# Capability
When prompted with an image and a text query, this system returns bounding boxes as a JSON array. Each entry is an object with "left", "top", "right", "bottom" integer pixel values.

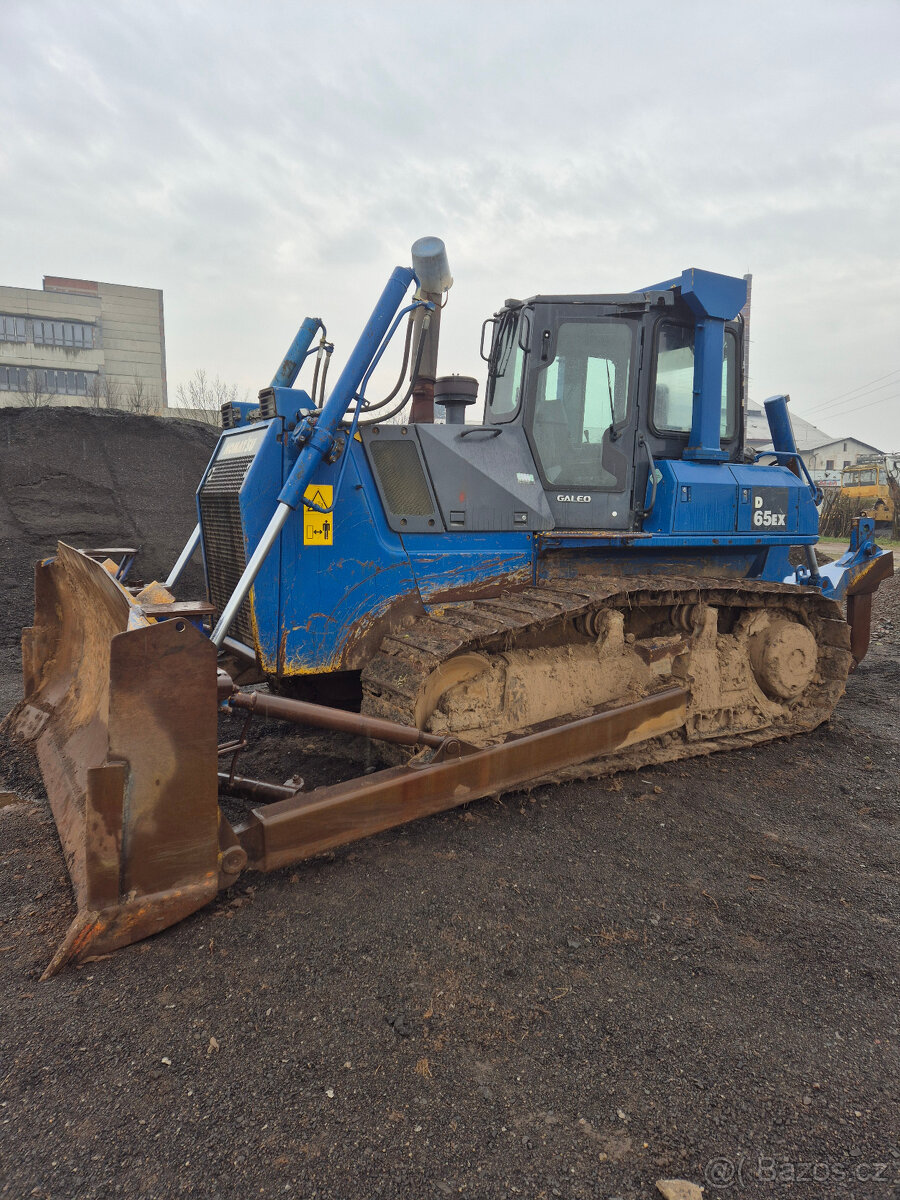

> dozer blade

[{"left": 11, "top": 544, "right": 220, "bottom": 977}]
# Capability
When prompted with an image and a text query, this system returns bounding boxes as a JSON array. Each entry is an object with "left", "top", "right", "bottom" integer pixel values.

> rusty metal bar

[
  {"left": 234, "top": 686, "right": 688, "bottom": 872},
  {"left": 224, "top": 688, "right": 446, "bottom": 748},
  {"left": 217, "top": 738, "right": 247, "bottom": 758},
  {"left": 218, "top": 772, "right": 301, "bottom": 802},
  {"left": 409, "top": 290, "right": 440, "bottom": 423}
]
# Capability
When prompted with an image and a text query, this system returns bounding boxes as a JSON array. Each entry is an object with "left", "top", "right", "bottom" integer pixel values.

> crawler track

[{"left": 360, "top": 576, "right": 853, "bottom": 782}]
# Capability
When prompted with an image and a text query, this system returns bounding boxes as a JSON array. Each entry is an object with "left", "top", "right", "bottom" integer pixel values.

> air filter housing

[{"left": 434, "top": 375, "right": 478, "bottom": 425}]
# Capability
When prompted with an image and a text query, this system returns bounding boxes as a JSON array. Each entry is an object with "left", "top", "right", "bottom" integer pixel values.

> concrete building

[{"left": 0, "top": 275, "right": 167, "bottom": 410}]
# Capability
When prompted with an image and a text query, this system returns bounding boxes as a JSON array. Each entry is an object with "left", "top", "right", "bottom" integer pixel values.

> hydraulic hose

[
  {"left": 316, "top": 343, "right": 332, "bottom": 407},
  {"left": 355, "top": 314, "right": 428, "bottom": 426},
  {"left": 310, "top": 341, "right": 323, "bottom": 406},
  {"left": 353, "top": 314, "right": 414, "bottom": 415}
]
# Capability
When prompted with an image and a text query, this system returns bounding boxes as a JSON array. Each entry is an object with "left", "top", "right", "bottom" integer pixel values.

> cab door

[{"left": 523, "top": 303, "right": 643, "bottom": 530}]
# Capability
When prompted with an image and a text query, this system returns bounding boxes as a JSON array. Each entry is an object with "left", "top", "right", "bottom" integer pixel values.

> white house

[{"left": 804, "top": 437, "right": 884, "bottom": 486}]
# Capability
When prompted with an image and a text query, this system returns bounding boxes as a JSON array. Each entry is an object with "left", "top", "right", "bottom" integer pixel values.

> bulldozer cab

[{"left": 483, "top": 293, "right": 743, "bottom": 530}]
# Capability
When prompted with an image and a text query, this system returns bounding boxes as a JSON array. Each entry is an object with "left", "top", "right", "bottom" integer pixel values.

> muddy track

[{"left": 361, "top": 576, "right": 853, "bottom": 781}]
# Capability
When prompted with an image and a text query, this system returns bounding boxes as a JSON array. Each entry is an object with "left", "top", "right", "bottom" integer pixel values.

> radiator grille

[
  {"left": 369, "top": 439, "right": 434, "bottom": 516},
  {"left": 199, "top": 454, "right": 255, "bottom": 645}
]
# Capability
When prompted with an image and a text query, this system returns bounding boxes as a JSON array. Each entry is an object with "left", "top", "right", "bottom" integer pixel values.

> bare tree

[
  {"left": 125, "top": 374, "right": 160, "bottom": 415},
  {"left": 22, "top": 368, "right": 51, "bottom": 409},
  {"left": 85, "top": 374, "right": 103, "bottom": 409},
  {"left": 102, "top": 376, "right": 121, "bottom": 410},
  {"left": 176, "top": 369, "right": 248, "bottom": 425}
]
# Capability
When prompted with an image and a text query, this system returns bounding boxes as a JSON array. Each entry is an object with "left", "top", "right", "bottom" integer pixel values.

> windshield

[
  {"left": 487, "top": 310, "right": 526, "bottom": 419},
  {"left": 531, "top": 319, "right": 632, "bottom": 488},
  {"left": 845, "top": 468, "right": 878, "bottom": 486}
]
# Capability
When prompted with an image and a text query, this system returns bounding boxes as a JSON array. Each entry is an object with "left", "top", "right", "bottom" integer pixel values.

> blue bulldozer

[{"left": 10, "top": 238, "right": 893, "bottom": 974}]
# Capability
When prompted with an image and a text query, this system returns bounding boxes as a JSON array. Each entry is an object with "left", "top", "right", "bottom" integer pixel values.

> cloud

[{"left": 2, "top": 0, "right": 899, "bottom": 445}]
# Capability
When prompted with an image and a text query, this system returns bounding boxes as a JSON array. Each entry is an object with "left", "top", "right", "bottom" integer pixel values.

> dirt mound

[{"left": 0, "top": 406, "right": 217, "bottom": 650}]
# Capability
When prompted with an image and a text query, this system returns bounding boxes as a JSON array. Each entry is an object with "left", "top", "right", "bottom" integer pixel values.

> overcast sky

[{"left": 3, "top": 1, "right": 899, "bottom": 448}]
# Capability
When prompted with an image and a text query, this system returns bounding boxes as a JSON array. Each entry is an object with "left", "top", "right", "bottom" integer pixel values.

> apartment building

[{"left": 0, "top": 275, "right": 167, "bottom": 409}]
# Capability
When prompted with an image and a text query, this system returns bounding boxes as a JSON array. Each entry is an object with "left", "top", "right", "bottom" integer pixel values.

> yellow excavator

[{"left": 839, "top": 456, "right": 899, "bottom": 525}]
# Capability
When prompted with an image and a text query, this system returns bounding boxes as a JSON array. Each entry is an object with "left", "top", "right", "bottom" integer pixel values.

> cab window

[
  {"left": 487, "top": 311, "right": 526, "bottom": 420},
  {"left": 653, "top": 324, "right": 737, "bottom": 439},
  {"left": 849, "top": 468, "right": 878, "bottom": 486},
  {"left": 531, "top": 320, "right": 632, "bottom": 488}
]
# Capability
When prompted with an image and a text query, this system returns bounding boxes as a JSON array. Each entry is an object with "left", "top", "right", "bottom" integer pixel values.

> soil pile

[{"left": 0, "top": 406, "right": 217, "bottom": 650}]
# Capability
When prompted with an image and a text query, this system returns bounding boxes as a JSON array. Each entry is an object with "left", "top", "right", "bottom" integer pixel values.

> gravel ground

[{"left": 0, "top": 412, "right": 897, "bottom": 1199}]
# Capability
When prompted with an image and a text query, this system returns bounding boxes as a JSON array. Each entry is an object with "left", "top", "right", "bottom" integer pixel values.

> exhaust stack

[{"left": 409, "top": 237, "right": 452, "bottom": 423}]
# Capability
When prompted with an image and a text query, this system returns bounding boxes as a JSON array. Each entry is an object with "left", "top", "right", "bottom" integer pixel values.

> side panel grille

[
  {"left": 369, "top": 439, "right": 434, "bottom": 516},
  {"left": 198, "top": 454, "right": 255, "bottom": 645}
]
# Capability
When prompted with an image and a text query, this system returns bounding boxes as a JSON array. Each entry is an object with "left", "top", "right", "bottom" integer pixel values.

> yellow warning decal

[{"left": 303, "top": 484, "right": 334, "bottom": 546}]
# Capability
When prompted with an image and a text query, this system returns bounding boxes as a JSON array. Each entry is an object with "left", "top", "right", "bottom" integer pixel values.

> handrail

[{"left": 637, "top": 435, "right": 659, "bottom": 520}]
